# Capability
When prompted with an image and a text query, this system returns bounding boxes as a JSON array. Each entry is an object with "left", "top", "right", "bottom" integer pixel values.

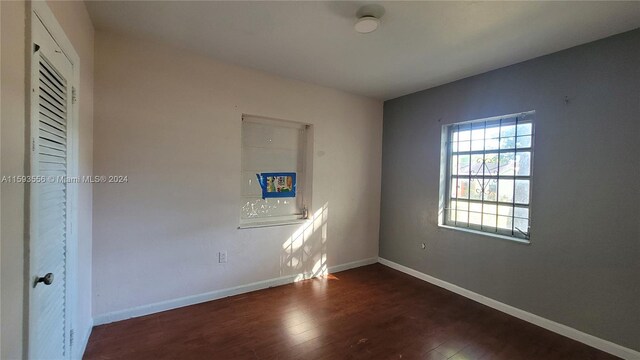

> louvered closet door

[{"left": 29, "top": 15, "right": 73, "bottom": 360}]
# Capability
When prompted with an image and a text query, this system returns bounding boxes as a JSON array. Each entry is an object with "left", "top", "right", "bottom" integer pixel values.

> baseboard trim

[
  {"left": 93, "top": 257, "right": 378, "bottom": 326},
  {"left": 75, "top": 318, "right": 93, "bottom": 360},
  {"left": 378, "top": 257, "right": 640, "bottom": 360}
]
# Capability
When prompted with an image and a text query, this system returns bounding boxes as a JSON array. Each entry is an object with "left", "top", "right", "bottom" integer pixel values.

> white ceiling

[{"left": 85, "top": 1, "right": 640, "bottom": 100}]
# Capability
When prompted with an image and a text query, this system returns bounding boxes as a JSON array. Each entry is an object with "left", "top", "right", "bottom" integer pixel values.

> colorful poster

[{"left": 256, "top": 172, "right": 296, "bottom": 199}]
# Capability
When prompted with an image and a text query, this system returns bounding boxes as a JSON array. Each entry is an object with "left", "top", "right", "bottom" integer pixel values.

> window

[
  {"left": 240, "top": 115, "right": 312, "bottom": 228},
  {"left": 440, "top": 112, "right": 534, "bottom": 241}
]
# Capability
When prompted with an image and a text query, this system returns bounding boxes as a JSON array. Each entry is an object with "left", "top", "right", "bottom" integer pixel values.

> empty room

[{"left": 1, "top": 1, "right": 639, "bottom": 359}]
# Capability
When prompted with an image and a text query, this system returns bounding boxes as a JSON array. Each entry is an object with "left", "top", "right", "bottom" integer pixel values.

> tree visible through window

[{"left": 443, "top": 112, "right": 534, "bottom": 240}]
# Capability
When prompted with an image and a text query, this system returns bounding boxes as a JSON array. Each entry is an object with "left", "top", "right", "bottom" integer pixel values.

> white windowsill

[
  {"left": 238, "top": 219, "right": 308, "bottom": 229},
  {"left": 438, "top": 224, "right": 531, "bottom": 245}
]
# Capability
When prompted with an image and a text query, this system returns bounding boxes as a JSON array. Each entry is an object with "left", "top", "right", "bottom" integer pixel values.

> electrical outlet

[{"left": 218, "top": 251, "right": 227, "bottom": 263}]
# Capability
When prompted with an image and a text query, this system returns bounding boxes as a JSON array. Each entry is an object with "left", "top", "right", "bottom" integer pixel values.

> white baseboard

[
  {"left": 378, "top": 257, "right": 640, "bottom": 360},
  {"left": 93, "top": 257, "right": 378, "bottom": 326},
  {"left": 74, "top": 318, "right": 93, "bottom": 360}
]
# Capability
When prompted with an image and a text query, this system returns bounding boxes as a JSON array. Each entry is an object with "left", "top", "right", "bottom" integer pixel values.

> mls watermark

[{"left": 1, "top": 175, "right": 128, "bottom": 184}]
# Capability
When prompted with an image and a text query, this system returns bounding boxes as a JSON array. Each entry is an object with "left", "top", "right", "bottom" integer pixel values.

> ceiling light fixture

[
  {"left": 354, "top": 4, "right": 385, "bottom": 34},
  {"left": 355, "top": 15, "right": 379, "bottom": 34}
]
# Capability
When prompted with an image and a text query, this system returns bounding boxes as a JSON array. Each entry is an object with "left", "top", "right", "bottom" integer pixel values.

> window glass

[
  {"left": 444, "top": 113, "right": 534, "bottom": 240},
  {"left": 240, "top": 116, "right": 311, "bottom": 227}
]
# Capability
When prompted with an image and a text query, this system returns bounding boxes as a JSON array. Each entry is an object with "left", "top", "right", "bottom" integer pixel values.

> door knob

[{"left": 34, "top": 273, "right": 54, "bottom": 287}]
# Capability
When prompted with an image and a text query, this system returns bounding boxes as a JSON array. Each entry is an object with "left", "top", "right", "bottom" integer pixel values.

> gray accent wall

[{"left": 380, "top": 29, "right": 640, "bottom": 351}]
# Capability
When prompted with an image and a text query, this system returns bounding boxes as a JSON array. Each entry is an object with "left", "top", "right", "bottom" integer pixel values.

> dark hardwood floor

[{"left": 84, "top": 264, "right": 619, "bottom": 359}]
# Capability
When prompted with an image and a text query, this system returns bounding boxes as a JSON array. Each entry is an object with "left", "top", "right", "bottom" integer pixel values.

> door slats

[{"left": 32, "top": 50, "right": 69, "bottom": 359}]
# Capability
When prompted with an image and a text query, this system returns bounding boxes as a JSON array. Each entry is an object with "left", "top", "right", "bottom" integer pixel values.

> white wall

[
  {"left": 1, "top": 3, "right": 26, "bottom": 358},
  {"left": 0, "top": 1, "right": 94, "bottom": 358},
  {"left": 93, "top": 32, "right": 383, "bottom": 320},
  {"left": 0, "top": 3, "right": 3, "bottom": 355}
]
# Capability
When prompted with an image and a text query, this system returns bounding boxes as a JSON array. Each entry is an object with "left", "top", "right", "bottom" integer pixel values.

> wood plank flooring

[{"left": 84, "top": 264, "right": 619, "bottom": 359}]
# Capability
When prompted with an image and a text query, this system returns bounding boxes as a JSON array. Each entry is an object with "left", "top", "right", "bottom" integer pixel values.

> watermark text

[{"left": 1, "top": 175, "right": 128, "bottom": 184}]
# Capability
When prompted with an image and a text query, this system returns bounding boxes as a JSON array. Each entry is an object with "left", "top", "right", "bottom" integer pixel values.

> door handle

[{"left": 34, "top": 273, "right": 54, "bottom": 287}]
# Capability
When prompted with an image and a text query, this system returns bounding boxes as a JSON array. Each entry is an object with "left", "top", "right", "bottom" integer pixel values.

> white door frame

[{"left": 27, "top": 1, "right": 80, "bottom": 358}]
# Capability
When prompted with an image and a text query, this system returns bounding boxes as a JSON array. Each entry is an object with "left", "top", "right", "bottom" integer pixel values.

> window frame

[
  {"left": 438, "top": 111, "right": 535, "bottom": 244},
  {"left": 239, "top": 114, "right": 313, "bottom": 229}
]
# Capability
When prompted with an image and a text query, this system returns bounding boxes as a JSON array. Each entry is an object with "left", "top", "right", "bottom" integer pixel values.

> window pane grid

[{"left": 446, "top": 114, "right": 533, "bottom": 240}]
